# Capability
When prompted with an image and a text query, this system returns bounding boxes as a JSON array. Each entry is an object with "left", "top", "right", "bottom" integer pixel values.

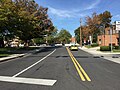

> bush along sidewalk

[
  {"left": 85, "top": 43, "right": 99, "bottom": 48},
  {"left": 100, "top": 46, "right": 120, "bottom": 52},
  {"left": 100, "top": 46, "right": 111, "bottom": 51},
  {"left": 91, "top": 43, "right": 99, "bottom": 47}
]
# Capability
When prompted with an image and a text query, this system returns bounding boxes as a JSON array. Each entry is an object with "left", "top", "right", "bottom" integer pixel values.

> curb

[{"left": 0, "top": 54, "right": 25, "bottom": 62}]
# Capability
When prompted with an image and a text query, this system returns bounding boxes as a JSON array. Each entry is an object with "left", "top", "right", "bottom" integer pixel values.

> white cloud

[
  {"left": 47, "top": 0, "right": 101, "bottom": 18},
  {"left": 48, "top": 6, "right": 88, "bottom": 18},
  {"left": 114, "top": 15, "right": 120, "bottom": 18},
  {"left": 48, "top": 7, "right": 72, "bottom": 18},
  {"left": 85, "top": 0, "right": 101, "bottom": 10}
]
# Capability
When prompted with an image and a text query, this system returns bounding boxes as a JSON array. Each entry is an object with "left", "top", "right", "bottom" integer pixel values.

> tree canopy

[
  {"left": 0, "top": 0, "right": 54, "bottom": 47},
  {"left": 57, "top": 29, "right": 72, "bottom": 44},
  {"left": 74, "top": 11, "right": 112, "bottom": 43}
]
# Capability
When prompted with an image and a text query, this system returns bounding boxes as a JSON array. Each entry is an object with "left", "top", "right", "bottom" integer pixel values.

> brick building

[
  {"left": 70, "top": 37, "right": 76, "bottom": 43},
  {"left": 98, "top": 27, "right": 119, "bottom": 46}
]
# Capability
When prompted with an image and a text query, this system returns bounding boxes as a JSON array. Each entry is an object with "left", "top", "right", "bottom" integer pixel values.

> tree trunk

[{"left": 24, "top": 40, "right": 29, "bottom": 47}]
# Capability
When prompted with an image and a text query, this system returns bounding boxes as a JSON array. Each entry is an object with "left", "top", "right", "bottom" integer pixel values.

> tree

[
  {"left": 0, "top": 0, "right": 55, "bottom": 47},
  {"left": 13, "top": 0, "right": 40, "bottom": 46},
  {"left": 98, "top": 11, "right": 112, "bottom": 28},
  {"left": 74, "top": 26, "right": 88, "bottom": 44},
  {"left": 58, "top": 29, "right": 72, "bottom": 44},
  {"left": 14, "top": 1, "right": 54, "bottom": 45},
  {"left": 74, "top": 27, "right": 80, "bottom": 43},
  {"left": 74, "top": 11, "right": 112, "bottom": 44},
  {"left": 85, "top": 13, "right": 101, "bottom": 43},
  {"left": 33, "top": 37, "right": 45, "bottom": 45},
  {"left": 45, "top": 26, "right": 58, "bottom": 44},
  {"left": 0, "top": 0, "right": 16, "bottom": 47}
]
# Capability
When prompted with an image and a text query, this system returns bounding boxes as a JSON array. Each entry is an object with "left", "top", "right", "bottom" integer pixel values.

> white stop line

[{"left": 0, "top": 76, "right": 57, "bottom": 86}]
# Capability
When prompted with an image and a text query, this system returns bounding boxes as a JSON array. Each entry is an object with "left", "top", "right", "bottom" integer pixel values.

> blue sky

[{"left": 35, "top": 0, "right": 120, "bottom": 36}]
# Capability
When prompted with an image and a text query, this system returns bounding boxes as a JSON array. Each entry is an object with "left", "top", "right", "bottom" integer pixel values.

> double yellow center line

[{"left": 66, "top": 47, "right": 91, "bottom": 82}]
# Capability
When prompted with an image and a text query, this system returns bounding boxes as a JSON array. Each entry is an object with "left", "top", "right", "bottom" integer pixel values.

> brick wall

[
  {"left": 98, "top": 34, "right": 119, "bottom": 46},
  {"left": 70, "top": 37, "right": 76, "bottom": 43}
]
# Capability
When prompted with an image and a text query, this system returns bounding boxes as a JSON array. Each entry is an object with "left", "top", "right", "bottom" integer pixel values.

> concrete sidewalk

[
  {"left": 79, "top": 46, "right": 120, "bottom": 55},
  {"left": 79, "top": 46, "right": 120, "bottom": 64}
]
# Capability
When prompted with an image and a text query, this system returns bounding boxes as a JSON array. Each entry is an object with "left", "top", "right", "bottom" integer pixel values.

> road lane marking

[
  {"left": 12, "top": 49, "right": 56, "bottom": 77},
  {"left": 72, "top": 56, "right": 91, "bottom": 81},
  {"left": 66, "top": 47, "right": 91, "bottom": 81},
  {"left": 68, "top": 49, "right": 91, "bottom": 81},
  {"left": 70, "top": 53, "right": 86, "bottom": 81},
  {"left": 0, "top": 76, "right": 56, "bottom": 86},
  {"left": 66, "top": 48, "right": 85, "bottom": 81},
  {"left": 68, "top": 48, "right": 91, "bottom": 81}
]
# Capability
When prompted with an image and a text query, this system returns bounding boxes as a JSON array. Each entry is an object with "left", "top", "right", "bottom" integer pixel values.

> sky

[{"left": 35, "top": 0, "right": 120, "bottom": 36}]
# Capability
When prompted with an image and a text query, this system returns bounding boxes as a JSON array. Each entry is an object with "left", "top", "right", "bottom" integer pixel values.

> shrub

[
  {"left": 100, "top": 46, "right": 111, "bottom": 51},
  {"left": 114, "top": 46, "right": 120, "bottom": 49},
  {"left": 91, "top": 43, "right": 99, "bottom": 47}
]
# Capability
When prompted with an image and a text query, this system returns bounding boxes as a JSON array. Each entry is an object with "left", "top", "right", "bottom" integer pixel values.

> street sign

[{"left": 116, "top": 21, "right": 120, "bottom": 31}]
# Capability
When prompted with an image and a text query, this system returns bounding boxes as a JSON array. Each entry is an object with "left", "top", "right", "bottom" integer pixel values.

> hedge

[
  {"left": 114, "top": 46, "right": 120, "bottom": 49},
  {"left": 91, "top": 43, "right": 99, "bottom": 47},
  {"left": 100, "top": 46, "right": 111, "bottom": 51}
]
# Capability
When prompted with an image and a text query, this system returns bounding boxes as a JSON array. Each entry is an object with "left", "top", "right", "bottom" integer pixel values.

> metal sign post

[{"left": 110, "top": 26, "right": 112, "bottom": 52}]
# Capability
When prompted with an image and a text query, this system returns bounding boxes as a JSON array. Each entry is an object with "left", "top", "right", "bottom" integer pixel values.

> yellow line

[
  {"left": 66, "top": 47, "right": 91, "bottom": 82},
  {"left": 72, "top": 56, "right": 91, "bottom": 81},
  {"left": 67, "top": 48, "right": 85, "bottom": 81}
]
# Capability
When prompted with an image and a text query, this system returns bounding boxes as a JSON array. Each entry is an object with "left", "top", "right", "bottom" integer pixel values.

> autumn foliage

[
  {"left": 0, "top": 0, "right": 54, "bottom": 46},
  {"left": 75, "top": 11, "right": 112, "bottom": 43}
]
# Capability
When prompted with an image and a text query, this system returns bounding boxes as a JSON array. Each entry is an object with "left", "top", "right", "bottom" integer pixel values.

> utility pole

[
  {"left": 110, "top": 25, "right": 113, "bottom": 52},
  {"left": 80, "top": 18, "right": 82, "bottom": 47}
]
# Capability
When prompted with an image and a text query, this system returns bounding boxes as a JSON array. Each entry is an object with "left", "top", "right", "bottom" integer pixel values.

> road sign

[{"left": 116, "top": 21, "right": 120, "bottom": 31}]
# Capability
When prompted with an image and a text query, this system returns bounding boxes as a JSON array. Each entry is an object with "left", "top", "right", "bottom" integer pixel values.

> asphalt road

[{"left": 0, "top": 46, "right": 120, "bottom": 90}]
